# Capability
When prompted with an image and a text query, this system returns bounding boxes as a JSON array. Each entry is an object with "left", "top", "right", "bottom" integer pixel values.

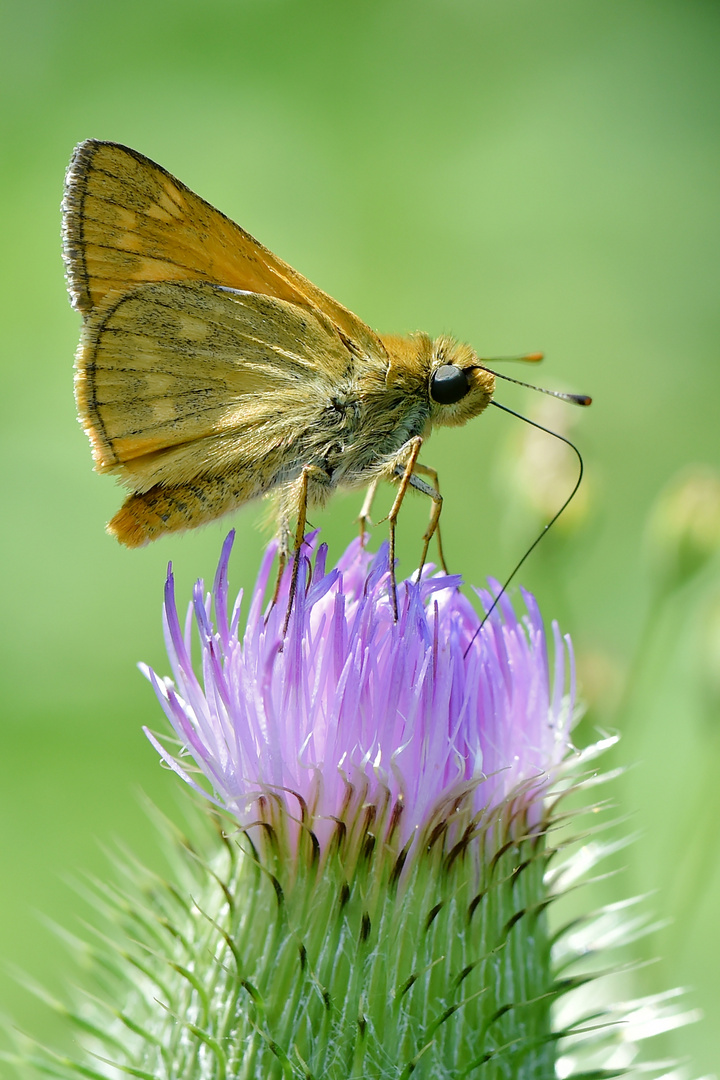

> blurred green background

[{"left": 1, "top": 0, "right": 719, "bottom": 1073}]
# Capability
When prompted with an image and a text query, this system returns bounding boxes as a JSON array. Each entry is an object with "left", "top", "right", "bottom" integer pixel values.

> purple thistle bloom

[{"left": 143, "top": 532, "right": 575, "bottom": 852}]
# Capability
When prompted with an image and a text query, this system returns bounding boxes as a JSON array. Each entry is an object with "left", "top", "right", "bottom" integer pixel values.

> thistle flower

[
  {"left": 14, "top": 535, "right": 699, "bottom": 1080},
  {"left": 143, "top": 531, "right": 574, "bottom": 856}
]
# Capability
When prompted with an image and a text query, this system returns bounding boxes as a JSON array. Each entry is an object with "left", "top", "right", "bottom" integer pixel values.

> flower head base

[{"left": 144, "top": 532, "right": 575, "bottom": 859}]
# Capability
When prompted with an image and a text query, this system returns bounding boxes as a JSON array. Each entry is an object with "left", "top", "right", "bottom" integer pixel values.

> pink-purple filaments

[{"left": 142, "top": 532, "right": 575, "bottom": 850}]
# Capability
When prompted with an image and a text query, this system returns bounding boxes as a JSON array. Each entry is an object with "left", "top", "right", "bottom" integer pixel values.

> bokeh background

[{"left": 1, "top": 0, "right": 719, "bottom": 1073}]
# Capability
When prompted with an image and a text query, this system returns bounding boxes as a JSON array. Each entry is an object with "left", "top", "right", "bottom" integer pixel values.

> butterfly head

[{"left": 427, "top": 336, "right": 495, "bottom": 428}]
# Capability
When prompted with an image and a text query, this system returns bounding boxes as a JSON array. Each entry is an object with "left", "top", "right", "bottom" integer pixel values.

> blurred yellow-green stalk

[{"left": 1, "top": 0, "right": 718, "bottom": 1073}]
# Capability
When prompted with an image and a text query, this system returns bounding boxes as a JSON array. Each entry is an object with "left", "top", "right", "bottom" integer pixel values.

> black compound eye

[{"left": 430, "top": 364, "right": 471, "bottom": 405}]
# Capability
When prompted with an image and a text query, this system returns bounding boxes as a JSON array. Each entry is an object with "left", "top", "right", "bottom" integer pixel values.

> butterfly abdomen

[{"left": 109, "top": 474, "right": 259, "bottom": 546}]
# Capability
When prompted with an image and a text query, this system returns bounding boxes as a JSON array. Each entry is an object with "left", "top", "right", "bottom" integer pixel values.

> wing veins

[
  {"left": 89, "top": 351, "right": 302, "bottom": 381},
  {"left": 82, "top": 241, "right": 206, "bottom": 275},
  {"left": 107, "top": 405, "right": 286, "bottom": 452}
]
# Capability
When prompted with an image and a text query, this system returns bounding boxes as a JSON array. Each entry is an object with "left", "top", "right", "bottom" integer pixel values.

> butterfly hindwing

[{"left": 76, "top": 281, "right": 356, "bottom": 492}]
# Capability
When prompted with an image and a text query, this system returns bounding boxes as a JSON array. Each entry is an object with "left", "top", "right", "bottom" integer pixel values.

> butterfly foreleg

[
  {"left": 406, "top": 460, "right": 448, "bottom": 576},
  {"left": 380, "top": 436, "right": 427, "bottom": 620},
  {"left": 388, "top": 461, "right": 444, "bottom": 588}
]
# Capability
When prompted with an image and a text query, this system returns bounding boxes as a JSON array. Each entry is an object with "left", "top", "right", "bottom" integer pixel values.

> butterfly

[{"left": 63, "top": 140, "right": 587, "bottom": 623}]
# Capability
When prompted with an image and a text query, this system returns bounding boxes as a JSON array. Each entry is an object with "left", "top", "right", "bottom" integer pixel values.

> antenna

[
  {"left": 463, "top": 400, "right": 587, "bottom": 658},
  {"left": 478, "top": 351, "right": 545, "bottom": 364},
  {"left": 473, "top": 363, "right": 592, "bottom": 407}
]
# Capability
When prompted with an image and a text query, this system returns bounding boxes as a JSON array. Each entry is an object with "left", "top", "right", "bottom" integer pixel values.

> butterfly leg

[
  {"left": 389, "top": 464, "right": 444, "bottom": 587},
  {"left": 280, "top": 469, "right": 309, "bottom": 638},
  {"left": 281, "top": 464, "right": 330, "bottom": 638},
  {"left": 357, "top": 479, "right": 379, "bottom": 545},
  {"left": 384, "top": 436, "right": 426, "bottom": 620},
  {"left": 408, "top": 461, "right": 449, "bottom": 575},
  {"left": 267, "top": 520, "right": 291, "bottom": 618}
]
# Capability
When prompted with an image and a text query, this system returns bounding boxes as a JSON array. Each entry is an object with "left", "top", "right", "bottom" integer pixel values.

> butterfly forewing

[
  {"left": 77, "top": 282, "right": 356, "bottom": 491},
  {"left": 63, "top": 140, "right": 386, "bottom": 362}
]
